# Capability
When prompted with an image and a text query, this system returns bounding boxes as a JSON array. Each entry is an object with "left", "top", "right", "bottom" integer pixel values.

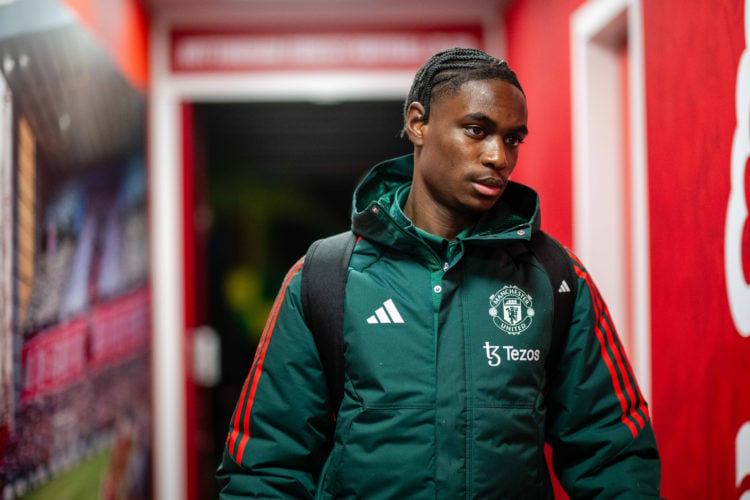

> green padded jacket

[{"left": 217, "top": 154, "right": 661, "bottom": 499}]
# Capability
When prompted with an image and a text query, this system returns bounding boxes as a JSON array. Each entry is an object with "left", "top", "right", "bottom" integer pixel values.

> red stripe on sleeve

[
  {"left": 566, "top": 249, "right": 651, "bottom": 427},
  {"left": 228, "top": 257, "right": 305, "bottom": 462},
  {"left": 573, "top": 263, "right": 642, "bottom": 437},
  {"left": 601, "top": 308, "right": 651, "bottom": 422},
  {"left": 586, "top": 275, "right": 646, "bottom": 429}
]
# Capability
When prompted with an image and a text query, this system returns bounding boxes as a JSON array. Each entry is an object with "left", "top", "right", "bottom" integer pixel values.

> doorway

[{"left": 187, "top": 99, "right": 412, "bottom": 497}]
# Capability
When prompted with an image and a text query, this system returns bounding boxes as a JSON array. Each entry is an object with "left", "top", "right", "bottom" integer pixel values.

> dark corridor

[{"left": 190, "top": 99, "right": 413, "bottom": 496}]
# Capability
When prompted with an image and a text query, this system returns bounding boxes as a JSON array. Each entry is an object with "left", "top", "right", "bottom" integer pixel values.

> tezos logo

[{"left": 489, "top": 285, "right": 535, "bottom": 335}]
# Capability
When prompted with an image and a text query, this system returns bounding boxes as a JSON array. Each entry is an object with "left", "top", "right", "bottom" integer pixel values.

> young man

[{"left": 217, "top": 47, "right": 661, "bottom": 498}]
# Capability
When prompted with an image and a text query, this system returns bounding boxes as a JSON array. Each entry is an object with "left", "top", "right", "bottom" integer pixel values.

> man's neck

[{"left": 403, "top": 194, "right": 476, "bottom": 241}]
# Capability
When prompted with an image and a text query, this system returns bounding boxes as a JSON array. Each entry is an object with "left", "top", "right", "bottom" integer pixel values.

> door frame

[
  {"left": 570, "top": 0, "right": 651, "bottom": 404},
  {"left": 149, "top": 14, "right": 499, "bottom": 499}
]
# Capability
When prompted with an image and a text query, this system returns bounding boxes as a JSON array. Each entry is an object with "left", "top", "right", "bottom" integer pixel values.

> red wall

[
  {"left": 643, "top": 1, "right": 748, "bottom": 497},
  {"left": 506, "top": 0, "right": 749, "bottom": 498}
]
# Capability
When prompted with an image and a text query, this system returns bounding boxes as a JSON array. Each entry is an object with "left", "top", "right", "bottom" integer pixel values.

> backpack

[{"left": 300, "top": 230, "right": 577, "bottom": 413}]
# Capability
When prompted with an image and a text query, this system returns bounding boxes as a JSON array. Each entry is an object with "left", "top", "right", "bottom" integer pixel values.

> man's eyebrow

[
  {"left": 464, "top": 112, "right": 493, "bottom": 123},
  {"left": 463, "top": 113, "right": 529, "bottom": 136},
  {"left": 509, "top": 125, "right": 529, "bottom": 137}
]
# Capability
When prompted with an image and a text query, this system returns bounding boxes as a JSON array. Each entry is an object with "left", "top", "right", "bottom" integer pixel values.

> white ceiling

[
  {"left": 0, "top": 0, "right": 145, "bottom": 173},
  {"left": 141, "top": 0, "right": 509, "bottom": 26}
]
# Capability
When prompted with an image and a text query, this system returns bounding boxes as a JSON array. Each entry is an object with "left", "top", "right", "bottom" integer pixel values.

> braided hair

[{"left": 401, "top": 47, "right": 524, "bottom": 137}]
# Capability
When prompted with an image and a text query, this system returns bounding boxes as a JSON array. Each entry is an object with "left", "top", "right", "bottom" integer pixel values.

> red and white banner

[
  {"left": 170, "top": 27, "right": 482, "bottom": 73},
  {"left": 20, "top": 287, "right": 150, "bottom": 403},
  {"left": 21, "top": 318, "right": 88, "bottom": 403},
  {"left": 89, "top": 286, "right": 150, "bottom": 369}
]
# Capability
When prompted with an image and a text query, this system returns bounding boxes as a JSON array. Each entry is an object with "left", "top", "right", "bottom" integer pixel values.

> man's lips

[{"left": 472, "top": 177, "right": 505, "bottom": 197}]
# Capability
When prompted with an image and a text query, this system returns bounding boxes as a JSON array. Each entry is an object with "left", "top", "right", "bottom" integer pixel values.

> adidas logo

[
  {"left": 558, "top": 280, "right": 571, "bottom": 293},
  {"left": 366, "top": 299, "right": 404, "bottom": 324}
]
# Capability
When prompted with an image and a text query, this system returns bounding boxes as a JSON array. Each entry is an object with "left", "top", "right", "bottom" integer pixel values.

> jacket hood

[{"left": 351, "top": 154, "right": 542, "bottom": 250}]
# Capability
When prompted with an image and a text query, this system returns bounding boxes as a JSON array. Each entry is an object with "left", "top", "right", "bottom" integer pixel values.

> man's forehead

[
  {"left": 433, "top": 77, "right": 522, "bottom": 99},
  {"left": 431, "top": 79, "right": 527, "bottom": 116}
]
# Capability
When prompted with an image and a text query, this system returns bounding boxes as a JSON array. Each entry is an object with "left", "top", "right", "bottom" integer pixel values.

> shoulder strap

[
  {"left": 525, "top": 231, "right": 578, "bottom": 377},
  {"left": 300, "top": 230, "right": 356, "bottom": 413}
]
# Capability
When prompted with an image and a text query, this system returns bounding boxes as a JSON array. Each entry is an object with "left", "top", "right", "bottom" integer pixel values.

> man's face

[{"left": 410, "top": 79, "right": 528, "bottom": 218}]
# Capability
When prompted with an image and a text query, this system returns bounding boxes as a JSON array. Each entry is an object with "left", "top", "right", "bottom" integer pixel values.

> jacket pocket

[
  {"left": 318, "top": 406, "right": 435, "bottom": 499},
  {"left": 469, "top": 404, "right": 551, "bottom": 499}
]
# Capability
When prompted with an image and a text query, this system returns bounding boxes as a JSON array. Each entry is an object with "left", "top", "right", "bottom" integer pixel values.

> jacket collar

[{"left": 351, "top": 154, "right": 542, "bottom": 254}]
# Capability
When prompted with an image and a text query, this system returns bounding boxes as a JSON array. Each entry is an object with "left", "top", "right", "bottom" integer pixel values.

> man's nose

[{"left": 480, "top": 137, "right": 506, "bottom": 169}]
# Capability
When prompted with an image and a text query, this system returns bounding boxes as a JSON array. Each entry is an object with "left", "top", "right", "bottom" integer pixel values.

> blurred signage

[
  {"left": 726, "top": 0, "right": 750, "bottom": 337},
  {"left": 21, "top": 318, "right": 87, "bottom": 403},
  {"left": 20, "top": 286, "right": 150, "bottom": 403},
  {"left": 89, "top": 286, "right": 150, "bottom": 369},
  {"left": 170, "top": 27, "right": 483, "bottom": 72}
]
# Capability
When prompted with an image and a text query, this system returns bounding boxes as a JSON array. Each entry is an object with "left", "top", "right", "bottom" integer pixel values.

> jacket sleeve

[
  {"left": 545, "top": 253, "right": 661, "bottom": 498},
  {"left": 216, "top": 258, "right": 334, "bottom": 499}
]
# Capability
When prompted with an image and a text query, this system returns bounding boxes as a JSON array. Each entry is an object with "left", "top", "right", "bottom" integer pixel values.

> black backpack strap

[
  {"left": 525, "top": 231, "right": 578, "bottom": 378},
  {"left": 300, "top": 230, "right": 356, "bottom": 414}
]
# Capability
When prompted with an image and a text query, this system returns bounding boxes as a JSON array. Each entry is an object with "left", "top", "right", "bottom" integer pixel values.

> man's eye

[
  {"left": 465, "top": 126, "right": 484, "bottom": 137},
  {"left": 505, "top": 135, "right": 525, "bottom": 146}
]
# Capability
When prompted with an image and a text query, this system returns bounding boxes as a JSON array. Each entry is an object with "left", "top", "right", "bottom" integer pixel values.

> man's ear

[{"left": 405, "top": 102, "right": 427, "bottom": 147}]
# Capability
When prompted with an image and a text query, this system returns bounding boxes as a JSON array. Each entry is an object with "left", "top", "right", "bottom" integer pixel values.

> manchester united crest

[{"left": 489, "top": 285, "right": 535, "bottom": 334}]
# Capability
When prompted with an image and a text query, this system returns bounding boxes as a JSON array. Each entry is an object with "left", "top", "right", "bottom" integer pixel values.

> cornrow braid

[{"left": 401, "top": 47, "right": 524, "bottom": 137}]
